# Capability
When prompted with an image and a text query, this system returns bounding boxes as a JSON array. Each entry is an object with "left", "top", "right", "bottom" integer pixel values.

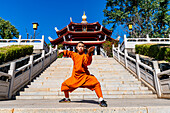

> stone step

[
  {"left": 16, "top": 94, "right": 157, "bottom": 99},
  {"left": 24, "top": 88, "right": 151, "bottom": 93},
  {"left": 28, "top": 83, "right": 142, "bottom": 87},
  {"left": 28, "top": 85, "right": 148, "bottom": 91},
  {"left": 101, "top": 78, "right": 139, "bottom": 82},
  {"left": 35, "top": 77, "right": 138, "bottom": 81},
  {"left": 20, "top": 90, "right": 153, "bottom": 95},
  {"left": 16, "top": 56, "right": 156, "bottom": 100},
  {"left": 31, "top": 81, "right": 142, "bottom": 85},
  {"left": 35, "top": 76, "right": 136, "bottom": 80}
]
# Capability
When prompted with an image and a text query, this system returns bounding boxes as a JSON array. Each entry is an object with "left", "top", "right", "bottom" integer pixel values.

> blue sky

[{"left": 0, "top": 0, "right": 122, "bottom": 44}]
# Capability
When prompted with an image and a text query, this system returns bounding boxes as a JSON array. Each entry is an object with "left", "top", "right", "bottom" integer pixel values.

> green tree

[
  {"left": 103, "top": 0, "right": 170, "bottom": 38},
  {"left": 153, "top": 0, "right": 170, "bottom": 38},
  {"left": 0, "top": 17, "right": 19, "bottom": 39}
]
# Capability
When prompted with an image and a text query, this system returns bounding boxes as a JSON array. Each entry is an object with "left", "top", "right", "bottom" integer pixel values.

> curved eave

[
  {"left": 51, "top": 30, "right": 114, "bottom": 44},
  {"left": 56, "top": 21, "right": 112, "bottom": 35},
  {"left": 56, "top": 22, "right": 74, "bottom": 36},
  {"left": 102, "top": 26, "right": 112, "bottom": 36},
  {"left": 63, "top": 41, "right": 106, "bottom": 46},
  {"left": 50, "top": 38, "right": 62, "bottom": 45}
]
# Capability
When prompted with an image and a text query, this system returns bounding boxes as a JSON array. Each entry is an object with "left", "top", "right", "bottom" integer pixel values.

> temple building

[{"left": 50, "top": 12, "right": 116, "bottom": 55}]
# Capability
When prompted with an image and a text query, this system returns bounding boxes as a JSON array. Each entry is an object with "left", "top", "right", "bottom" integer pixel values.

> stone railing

[
  {"left": 0, "top": 72, "right": 11, "bottom": 99},
  {"left": 120, "top": 34, "right": 170, "bottom": 52},
  {"left": 158, "top": 70, "right": 170, "bottom": 95},
  {"left": 0, "top": 35, "right": 49, "bottom": 53},
  {"left": 120, "top": 41, "right": 125, "bottom": 52},
  {"left": 112, "top": 44, "right": 170, "bottom": 98},
  {"left": 0, "top": 46, "right": 57, "bottom": 100},
  {"left": 100, "top": 48, "right": 107, "bottom": 58}
]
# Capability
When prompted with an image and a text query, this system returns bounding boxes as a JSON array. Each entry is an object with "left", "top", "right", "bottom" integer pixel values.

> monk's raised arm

[
  {"left": 58, "top": 50, "right": 73, "bottom": 58},
  {"left": 83, "top": 53, "right": 92, "bottom": 66},
  {"left": 63, "top": 50, "right": 74, "bottom": 58}
]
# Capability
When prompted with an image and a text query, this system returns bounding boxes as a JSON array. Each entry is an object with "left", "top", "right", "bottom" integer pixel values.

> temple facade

[{"left": 50, "top": 12, "right": 115, "bottom": 55}]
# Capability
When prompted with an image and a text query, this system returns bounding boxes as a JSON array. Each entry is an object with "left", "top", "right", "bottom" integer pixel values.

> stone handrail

[
  {"left": 0, "top": 35, "right": 49, "bottom": 53},
  {"left": 124, "top": 34, "right": 170, "bottom": 49},
  {"left": 0, "top": 46, "right": 57, "bottom": 100},
  {"left": 0, "top": 72, "right": 11, "bottom": 99},
  {"left": 113, "top": 44, "right": 162, "bottom": 97},
  {"left": 158, "top": 70, "right": 170, "bottom": 94},
  {"left": 120, "top": 41, "right": 125, "bottom": 52},
  {"left": 157, "top": 70, "right": 170, "bottom": 77},
  {"left": 100, "top": 48, "right": 108, "bottom": 58}
]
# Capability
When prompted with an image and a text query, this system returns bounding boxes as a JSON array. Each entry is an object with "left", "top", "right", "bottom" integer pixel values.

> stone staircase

[{"left": 16, "top": 55, "right": 157, "bottom": 99}]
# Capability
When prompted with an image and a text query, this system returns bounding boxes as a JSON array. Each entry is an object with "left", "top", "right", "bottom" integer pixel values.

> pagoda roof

[
  {"left": 50, "top": 31, "right": 114, "bottom": 45},
  {"left": 56, "top": 22, "right": 112, "bottom": 36},
  {"left": 62, "top": 41, "right": 106, "bottom": 46}
]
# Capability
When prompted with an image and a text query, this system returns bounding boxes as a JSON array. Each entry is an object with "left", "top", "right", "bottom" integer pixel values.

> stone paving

[{"left": 0, "top": 98, "right": 170, "bottom": 112}]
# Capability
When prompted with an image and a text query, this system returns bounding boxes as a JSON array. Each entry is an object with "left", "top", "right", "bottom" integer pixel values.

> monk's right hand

[{"left": 58, "top": 50, "right": 64, "bottom": 55}]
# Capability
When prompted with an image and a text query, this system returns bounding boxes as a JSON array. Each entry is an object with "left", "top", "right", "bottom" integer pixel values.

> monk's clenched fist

[{"left": 88, "top": 46, "right": 95, "bottom": 55}]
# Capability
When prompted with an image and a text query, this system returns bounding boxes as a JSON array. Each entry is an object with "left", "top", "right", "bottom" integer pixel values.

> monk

[{"left": 58, "top": 41, "right": 107, "bottom": 107}]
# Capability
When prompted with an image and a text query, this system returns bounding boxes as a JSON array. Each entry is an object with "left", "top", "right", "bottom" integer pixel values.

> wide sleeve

[
  {"left": 63, "top": 50, "right": 74, "bottom": 58},
  {"left": 83, "top": 54, "right": 92, "bottom": 66}
]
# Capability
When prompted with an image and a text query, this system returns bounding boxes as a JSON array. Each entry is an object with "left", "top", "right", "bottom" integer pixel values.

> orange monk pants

[{"left": 64, "top": 82, "right": 103, "bottom": 98}]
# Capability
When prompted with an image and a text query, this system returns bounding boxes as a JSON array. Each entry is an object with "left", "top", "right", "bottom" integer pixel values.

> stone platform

[{"left": 0, "top": 98, "right": 170, "bottom": 113}]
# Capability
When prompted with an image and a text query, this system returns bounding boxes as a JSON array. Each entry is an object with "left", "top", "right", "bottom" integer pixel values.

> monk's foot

[
  {"left": 59, "top": 98, "right": 71, "bottom": 103},
  {"left": 99, "top": 100, "right": 107, "bottom": 107}
]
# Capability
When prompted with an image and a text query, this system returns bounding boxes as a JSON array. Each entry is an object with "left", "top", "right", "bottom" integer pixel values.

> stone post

[
  {"left": 8, "top": 62, "right": 16, "bottom": 99},
  {"left": 124, "top": 49, "right": 128, "bottom": 68},
  {"left": 118, "top": 44, "right": 120, "bottom": 62},
  {"left": 18, "top": 35, "right": 21, "bottom": 45},
  {"left": 49, "top": 45, "right": 52, "bottom": 63},
  {"left": 136, "top": 54, "right": 141, "bottom": 80},
  {"left": 124, "top": 34, "right": 127, "bottom": 51},
  {"left": 152, "top": 61, "right": 162, "bottom": 97},
  {"left": 124, "top": 34, "right": 128, "bottom": 68},
  {"left": 28, "top": 55, "right": 33, "bottom": 82},
  {"left": 95, "top": 46, "right": 97, "bottom": 55},
  {"left": 55, "top": 45, "right": 58, "bottom": 50},
  {"left": 65, "top": 46, "right": 67, "bottom": 50},
  {"left": 55, "top": 45, "right": 58, "bottom": 59},
  {"left": 73, "top": 46, "right": 75, "bottom": 52},
  {"left": 41, "top": 50, "right": 45, "bottom": 69},
  {"left": 49, "top": 45, "right": 52, "bottom": 53},
  {"left": 112, "top": 44, "right": 114, "bottom": 57},
  {"left": 146, "top": 34, "right": 150, "bottom": 43},
  {"left": 41, "top": 35, "right": 45, "bottom": 50}
]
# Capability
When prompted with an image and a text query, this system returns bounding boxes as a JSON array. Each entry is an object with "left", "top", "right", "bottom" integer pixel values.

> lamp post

[
  {"left": 128, "top": 23, "right": 133, "bottom": 37},
  {"left": 32, "top": 22, "right": 39, "bottom": 39}
]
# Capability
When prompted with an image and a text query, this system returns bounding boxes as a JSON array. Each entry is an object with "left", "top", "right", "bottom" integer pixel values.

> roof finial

[
  {"left": 54, "top": 27, "right": 59, "bottom": 32},
  {"left": 48, "top": 36, "right": 53, "bottom": 41},
  {"left": 81, "top": 11, "right": 87, "bottom": 24},
  {"left": 70, "top": 17, "right": 72, "bottom": 22}
]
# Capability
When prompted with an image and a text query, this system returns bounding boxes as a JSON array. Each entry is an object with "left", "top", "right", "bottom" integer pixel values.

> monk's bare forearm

[{"left": 87, "top": 46, "right": 95, "bottom": 56}]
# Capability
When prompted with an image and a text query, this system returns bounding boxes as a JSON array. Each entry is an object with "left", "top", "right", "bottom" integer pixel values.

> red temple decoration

[{"left": 50, "top": 12, "right": 116, "bottom": 55}]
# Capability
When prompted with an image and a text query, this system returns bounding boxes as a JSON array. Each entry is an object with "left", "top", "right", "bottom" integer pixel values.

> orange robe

[{"left": 61, "top": 50, "right": 100, "bottom": 92}]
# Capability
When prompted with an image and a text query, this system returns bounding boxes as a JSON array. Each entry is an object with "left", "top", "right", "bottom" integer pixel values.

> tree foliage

[
  {"left": 103, "top": 0, "right": 170, "bottom": 38},
  {"left": 0, "top": 17, "right": 19, "bottom": 39}
]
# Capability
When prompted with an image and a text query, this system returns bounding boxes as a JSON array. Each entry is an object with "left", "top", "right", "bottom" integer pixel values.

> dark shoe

[
  {"left": 59, "top": 98, "right": 71, "bottom": 103},
  {"left": 99, "top": 100, "right": 107, "bottom": 107}
]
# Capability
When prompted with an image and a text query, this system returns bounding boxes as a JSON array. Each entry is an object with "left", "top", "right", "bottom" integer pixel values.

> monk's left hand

[{"left": 88, "top": 46, "right": 95, "bottom": 55}]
